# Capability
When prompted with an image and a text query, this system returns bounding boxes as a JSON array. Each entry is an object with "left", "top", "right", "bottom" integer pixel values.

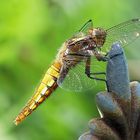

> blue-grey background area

[{"left": 0, "top": 0, "right": 140, "bottom": 140}]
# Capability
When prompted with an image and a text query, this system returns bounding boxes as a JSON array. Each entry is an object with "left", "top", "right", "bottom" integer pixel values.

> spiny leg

[
  {"left": 85, "top": 57, "right": 109, "bottom": 91},
  {"left": 90, "top": 72, "right": 106, "bottom": 75},
  {"left": 85, "top": 57, "right": 106, "bottom": 81}
]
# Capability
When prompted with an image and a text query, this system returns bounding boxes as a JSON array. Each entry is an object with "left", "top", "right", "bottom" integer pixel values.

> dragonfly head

[{"left": 90, "top": 27, "right": 107, "bottom": 48}]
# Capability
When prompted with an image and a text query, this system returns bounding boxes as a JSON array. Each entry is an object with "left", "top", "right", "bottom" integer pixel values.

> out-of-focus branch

[{"left": 78, "top": 43, "right": 140, "bottom": 140}]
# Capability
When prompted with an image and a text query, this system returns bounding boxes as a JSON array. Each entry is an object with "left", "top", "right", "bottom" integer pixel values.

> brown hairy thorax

[{"left": 89, "top": 28, "right": 107, "bottom": 48}]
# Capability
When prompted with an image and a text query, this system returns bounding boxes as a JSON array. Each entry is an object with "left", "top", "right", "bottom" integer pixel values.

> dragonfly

[{"left": 14, "top": 18, "right": 140, "bottom": 125}]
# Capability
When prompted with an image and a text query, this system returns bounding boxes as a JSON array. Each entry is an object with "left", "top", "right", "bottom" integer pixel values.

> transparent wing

[
  {"left": 103, "top": 18, "right": 140, "bottom": 52},
  {"left": 57, "top": 56, "right": 106, "bottom": 92}
]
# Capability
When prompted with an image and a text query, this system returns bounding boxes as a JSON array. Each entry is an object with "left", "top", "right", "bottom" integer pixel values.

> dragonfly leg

[
  {"left": 85, "top": 57, "right": 109, "bottom": 91},
  {"left": 90, "top": 72, "right": 106, "bottom": 75},
  {"left": 87, "top": 72, "right": 109, "bottom": 91},
  {"left": 96, "top": 55, "right": 109, "bottom": 62},
  {"left": 94, "top": 50, "right": 109, "bottom": 61}
]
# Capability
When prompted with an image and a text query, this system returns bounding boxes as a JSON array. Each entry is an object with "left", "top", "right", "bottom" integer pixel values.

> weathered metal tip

[
  {"left": 106, "top": 42, "right": 130, "bottom": 98},
  {"left": 79, "top": 132, "right": 99, "bottom": 140}
]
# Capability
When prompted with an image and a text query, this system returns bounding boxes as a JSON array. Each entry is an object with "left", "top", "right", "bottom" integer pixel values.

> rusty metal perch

[{"left": 79, "top": 43, "right": 140, "bottom": 140}]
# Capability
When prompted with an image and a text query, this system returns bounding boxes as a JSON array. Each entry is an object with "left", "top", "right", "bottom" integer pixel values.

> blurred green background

[{"left": 0, "top": 0, "right": 140, "bottom": 140}]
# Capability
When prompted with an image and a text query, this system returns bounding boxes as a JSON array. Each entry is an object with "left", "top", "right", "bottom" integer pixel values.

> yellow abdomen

[{"left": 14, "top": 61, "right": 62, "bottom": 125}]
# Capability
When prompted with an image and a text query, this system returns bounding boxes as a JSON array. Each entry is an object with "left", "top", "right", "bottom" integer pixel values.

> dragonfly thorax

[
  {"left": 89, "top": 27, "right": 107, "bottom": 48},
  {"left": 64, "top": 37, "right": 97, "bottom": 57},
  {"left": 64, "top": 30, "right": 106, "bottom": 57}
]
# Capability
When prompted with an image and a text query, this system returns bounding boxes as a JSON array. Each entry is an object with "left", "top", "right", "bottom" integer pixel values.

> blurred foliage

[{"left": 0, "top": 0, "right": 140, "bottom": 140}]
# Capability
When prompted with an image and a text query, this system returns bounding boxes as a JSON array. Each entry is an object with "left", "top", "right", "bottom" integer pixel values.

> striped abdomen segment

[{"left": 14, "top": 61, "right": 62, "bottom": 125}]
